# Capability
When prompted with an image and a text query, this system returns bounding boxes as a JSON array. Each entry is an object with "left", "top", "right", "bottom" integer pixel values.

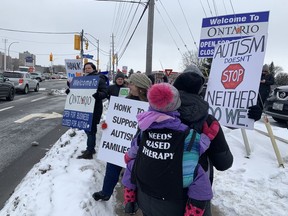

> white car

[
  {"left": 30, "top": 72, "right": 46, "bottom": 82},
  {"left": 3, "top": 71, "right": 39, "bottom": 94}
]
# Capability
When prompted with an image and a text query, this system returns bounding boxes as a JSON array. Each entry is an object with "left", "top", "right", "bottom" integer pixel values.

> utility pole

[
  {"left": 3, "top": 39, "right": 7, "bottom": 71},
  {"left": 111, "top": 33, "right": 115, "bottom": 74},
  {"left": 145, "top": 0, "right": 155, "bottom": 75},
  {"left": 97, "top": 39, "right": 100, "bottom": 71},
  {"left": 80, "top": 29, "right": 84, "bottom": 60}
]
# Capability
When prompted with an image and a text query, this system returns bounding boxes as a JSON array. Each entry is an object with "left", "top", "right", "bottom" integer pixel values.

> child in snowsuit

[{"left": 122, "top": 83, "right": 215, "bottom": 216}]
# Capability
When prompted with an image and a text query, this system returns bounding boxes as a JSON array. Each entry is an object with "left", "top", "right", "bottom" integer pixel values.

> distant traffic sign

[{"left": 83, "top": 54, "right": 94, "bottom": 59}]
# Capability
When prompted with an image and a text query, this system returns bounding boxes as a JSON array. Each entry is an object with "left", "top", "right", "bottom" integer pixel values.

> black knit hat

[
  {"left": 115, "top": 72, "right": 125, "bottom": 81},
  {"left": 173, "top": 65, "right": 205, "bottom": 94}
]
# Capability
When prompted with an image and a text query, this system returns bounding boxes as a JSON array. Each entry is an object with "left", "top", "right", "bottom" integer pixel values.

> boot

[
  {"left": 77, "top": 151, "right": 93, "bottom": 159},
  {"left": 124, "top": 202, "right": 139, "bottom": 215},
  {"left": 124, "top": 188, "right": 138, "bottom": 214},
  {"left": 81, "top": 149, "right": 96, "bottom": 154},
  {"left": 92, "top": 191, "right": 110, "bottom": 201}
]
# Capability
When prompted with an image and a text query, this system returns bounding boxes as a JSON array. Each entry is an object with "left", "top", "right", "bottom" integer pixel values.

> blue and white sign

[
  {"left": 198, "top": 11, "right": 269, "bottom": 58},
  {"left": 62, "top": 75, "right": 99, "bottom": 131}
]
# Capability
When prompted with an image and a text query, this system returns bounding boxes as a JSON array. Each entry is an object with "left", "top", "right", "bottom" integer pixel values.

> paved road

[{"left": 0, "top": 79, "right": 68, "bottom": 209}]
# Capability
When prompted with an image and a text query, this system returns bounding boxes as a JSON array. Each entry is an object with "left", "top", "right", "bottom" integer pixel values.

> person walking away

[
  {"left": 258, "top": 64, "right": 275, "bottom": 109},
  {"left": 77, "top": 62, "right": 109, "bottom": 159},
  {"left": 92, "top": 73, "right": 152, "bottom": 202},
  {"left": 172, "top": 64, "right": 262, "bottom": 215}
]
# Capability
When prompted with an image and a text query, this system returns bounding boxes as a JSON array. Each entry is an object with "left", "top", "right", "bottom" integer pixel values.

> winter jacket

[
  {"left": 123, "top": 107, "right": 213, "bottom": 201},
  {"left": 107, "top": 83, "right": 125, "bottom": 100},
  {"left": 259, "top": 72, "right": 274, "bottom": 105},
  {"left": 86, "top": 71, "right": 108, "bottom": 131},
  {"left": 177, "top": 91, "right": 233, "bottom": 185}
]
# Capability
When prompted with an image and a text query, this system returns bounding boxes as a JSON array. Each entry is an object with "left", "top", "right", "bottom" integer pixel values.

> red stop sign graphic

[{"left": 221, "top": 64, "right": 245, "bottom": 89}]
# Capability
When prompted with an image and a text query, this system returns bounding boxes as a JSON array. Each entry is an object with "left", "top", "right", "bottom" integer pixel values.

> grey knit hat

[
  {"left": 262, "top": 64, "right": 269, "bottom": 72},
  {"left": 129, "top": 73, "right": 152, "bottom": 89}
]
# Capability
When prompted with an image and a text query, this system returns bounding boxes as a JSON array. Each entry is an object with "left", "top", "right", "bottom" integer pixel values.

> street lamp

[{"left": 7, "top": 41, "right": 19, "bottom": 71}]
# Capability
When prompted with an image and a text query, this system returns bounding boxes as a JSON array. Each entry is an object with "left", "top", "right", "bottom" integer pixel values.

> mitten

[
  {"left": 184, "top": 199, "right": 206, "bottom": 216},
  {"left": 92, "top": 92, "right": 99, "bottom": 99},
  {"left": 124, "top": 187, "right": 136, "bottom": 204},
  {"left": 123, "top": 187, "right": 138, "bottom": 214},
  {"left": 65, "top": 88, "right": 70, "bottom": 95},
  {"left": 124, "top": 152, "right": 132, "bottom": 164},
  {"left": 101, "top": 121, "right": 108, "bottom": 129},
  {"left": 247, "top": 105, "right": 262, "bottom": 121},
  {"left": 202, "top": 121, "right": 220, "bottom": 140}
]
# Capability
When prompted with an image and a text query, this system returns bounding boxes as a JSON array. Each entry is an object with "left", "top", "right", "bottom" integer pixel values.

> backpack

[{"left": 183, "top": 129, "right": 210, "bottom": 188}]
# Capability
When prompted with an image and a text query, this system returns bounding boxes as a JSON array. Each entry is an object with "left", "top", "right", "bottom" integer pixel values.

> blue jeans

[
  {"left": 85, "top": 129, "right": 96, "bottom": 153},
  {"left": 102, "top": 163, "right": 123, "bottom": 196}
]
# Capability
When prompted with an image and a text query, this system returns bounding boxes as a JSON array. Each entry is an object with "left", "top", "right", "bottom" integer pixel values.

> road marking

[
  {"left": 14, "top": 112, "right": 63, "bottom": 123},
  {"left": 31, "top": 96, "right": 47, "bottom": 102},
  {"left": 0, "top": 106, "right": 14, "bottom": 112}
]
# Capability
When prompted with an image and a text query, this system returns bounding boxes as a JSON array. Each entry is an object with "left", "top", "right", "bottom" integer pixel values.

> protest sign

[
  {"left": 64, "top": 59, "right": 83, "bottom": 82},
  {"left": 62, "top": 76, "right": 99, "bottom": 131},
  {"left": 198, "top": 11, "right": 269, "bottom": 58},
  {"left": 97, "top": 96, "right": 149, "bottom": 168},
  {"left": 205, "top": 34, "right": 267, "bottom": 129}
]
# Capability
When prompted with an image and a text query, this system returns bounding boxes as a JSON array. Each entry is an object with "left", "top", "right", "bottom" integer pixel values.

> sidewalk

[{"left": 114, "top": 180, "right": 221, "bottom": 216}]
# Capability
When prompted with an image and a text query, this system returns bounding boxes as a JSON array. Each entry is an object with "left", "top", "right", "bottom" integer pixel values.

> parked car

[
  {"left": 3, "top": 71, "right": 39, "bottom": 94},
  {"left": 264, "top": 85, "right": 288, "bottom": 123},
  {"left": 30, "top": 72, "right": 45, "bottom": 82},
  {"left": 0, "top": 73, "right": 15, "bottom": 101}
]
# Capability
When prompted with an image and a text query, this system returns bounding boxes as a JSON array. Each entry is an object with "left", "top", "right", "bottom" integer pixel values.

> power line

[
  {"left": 199, "top": 0, "right": 207, "bottom": 17},
  {"left": 158, "top": 0, "right": 190, "bottom": 53},
  {"left": 206, "top": 0, "right": 214, "bottom": 16},
  {"left": 177, "top": 0, "right": 198, "bottom": 51},
  {"left": 0, "top": 27, "right": 76, "bottom": 35},
  {"left": 117, "top": 1, "right": 148, "bottom": 60},
  {"left": 155, "top": 6, "right": 183, "bottom": 56}
]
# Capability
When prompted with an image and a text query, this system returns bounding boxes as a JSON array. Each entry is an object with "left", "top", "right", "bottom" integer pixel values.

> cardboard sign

[
  {"left": 205, "top": 34, "right": 267, "bottom": 129},
  {"left": 62, "top": 76, "right": 99, "bottom": 131},
  {"left": 97, "top": 96, "right": 149, "bottom": 167}
]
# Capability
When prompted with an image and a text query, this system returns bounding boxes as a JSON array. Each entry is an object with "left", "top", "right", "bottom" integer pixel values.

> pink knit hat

[{"left": 147, "top": 83, "right": 181, "bottom": 112}]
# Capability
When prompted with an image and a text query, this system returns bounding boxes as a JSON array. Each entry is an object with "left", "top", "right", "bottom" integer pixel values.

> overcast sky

[{"left": 0, "top": 0, "right": 287, "bottom": 72}]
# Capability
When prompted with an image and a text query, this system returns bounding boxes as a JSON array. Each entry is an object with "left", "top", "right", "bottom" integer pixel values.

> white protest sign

[
  {"left": 62, "top": 76, "right": 99, "bottom": 131},
  {"left": 64, "top": 59, "right": 83, "bottom": 82},
  {"left": 97, "top": 96, "right": 149, "bottom": 168},
  {"left": 205, "top": 34, "right": 267, "bottom": 129},
  {"left": 198, "top": 11, "right": 269, "bottom": 58}
]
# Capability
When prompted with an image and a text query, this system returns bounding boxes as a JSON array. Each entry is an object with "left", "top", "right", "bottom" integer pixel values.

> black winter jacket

[
  {"left": 177, "top": 91, "right": 233, "bottom": 184},
  {"left": 87, "top": 71, "right": 108, "bottom": 131}
]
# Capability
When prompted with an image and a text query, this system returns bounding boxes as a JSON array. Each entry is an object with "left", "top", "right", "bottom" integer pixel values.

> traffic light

[
  {"left": 85, "top": 41, "right": 89, "bottom": 50},
  {"left": 84, "top": 58, "right": 88, "bottom": 64},
  {"left": 49, "top": 53, "right": 53, "bottom": 62},
  {"left": 76, "top": 55, "right": 80, "bottom": 59},
  {"left": 74, "top": 34, "right": 81, "bottom": 50}
]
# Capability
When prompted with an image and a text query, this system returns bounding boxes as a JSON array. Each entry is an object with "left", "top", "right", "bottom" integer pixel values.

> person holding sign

[
  {"left": 258, "top": 64, "right": 275, "bottom": 110},
  {"left": 172, "top": 64, "right": 262, "bottom": 215},
  {"left": 92, "top": 73, "right": 151, "bottom": 202},
  {"left": 75, "top": 62, "right": 109, "bottom": 159}
]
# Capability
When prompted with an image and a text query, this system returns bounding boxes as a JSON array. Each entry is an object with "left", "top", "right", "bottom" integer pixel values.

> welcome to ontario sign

[{"left": 198, "top": 11, "right": 269, "bottom": 58}]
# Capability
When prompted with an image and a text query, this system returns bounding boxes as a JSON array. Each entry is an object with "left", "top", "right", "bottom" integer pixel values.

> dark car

[
  {"left": 0, "top": 73, "right": 15, "bottom": 101},
  {"left": 264, "top": 85, "right": 288, "bottom": 123}
]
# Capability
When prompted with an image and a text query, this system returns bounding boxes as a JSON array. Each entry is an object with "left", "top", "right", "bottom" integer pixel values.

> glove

[
  {"left": 124, "top": 152, "right": 132, "bottom": 164},
  {"left": 184, "top": 199, "right": 206, "bottom": 216},
  {"left": 202, "top": 121, "right": 220, "bottom": 140},
  {"left": 92, "top": 92, "right": 99, "bottom": 100},
  {"left": 247, "top": 105, "right": 262, "bottom": 121},
  {"left": 101, "top": 121, "right": 108, "bottom": 129},
  {"left": 65, "top": 88, "right": 70, "bottom": 95}
]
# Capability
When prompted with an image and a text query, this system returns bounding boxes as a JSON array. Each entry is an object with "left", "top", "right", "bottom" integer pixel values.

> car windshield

[{"left": 3, "top": 72, "right": 23, "bottom": 78}]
